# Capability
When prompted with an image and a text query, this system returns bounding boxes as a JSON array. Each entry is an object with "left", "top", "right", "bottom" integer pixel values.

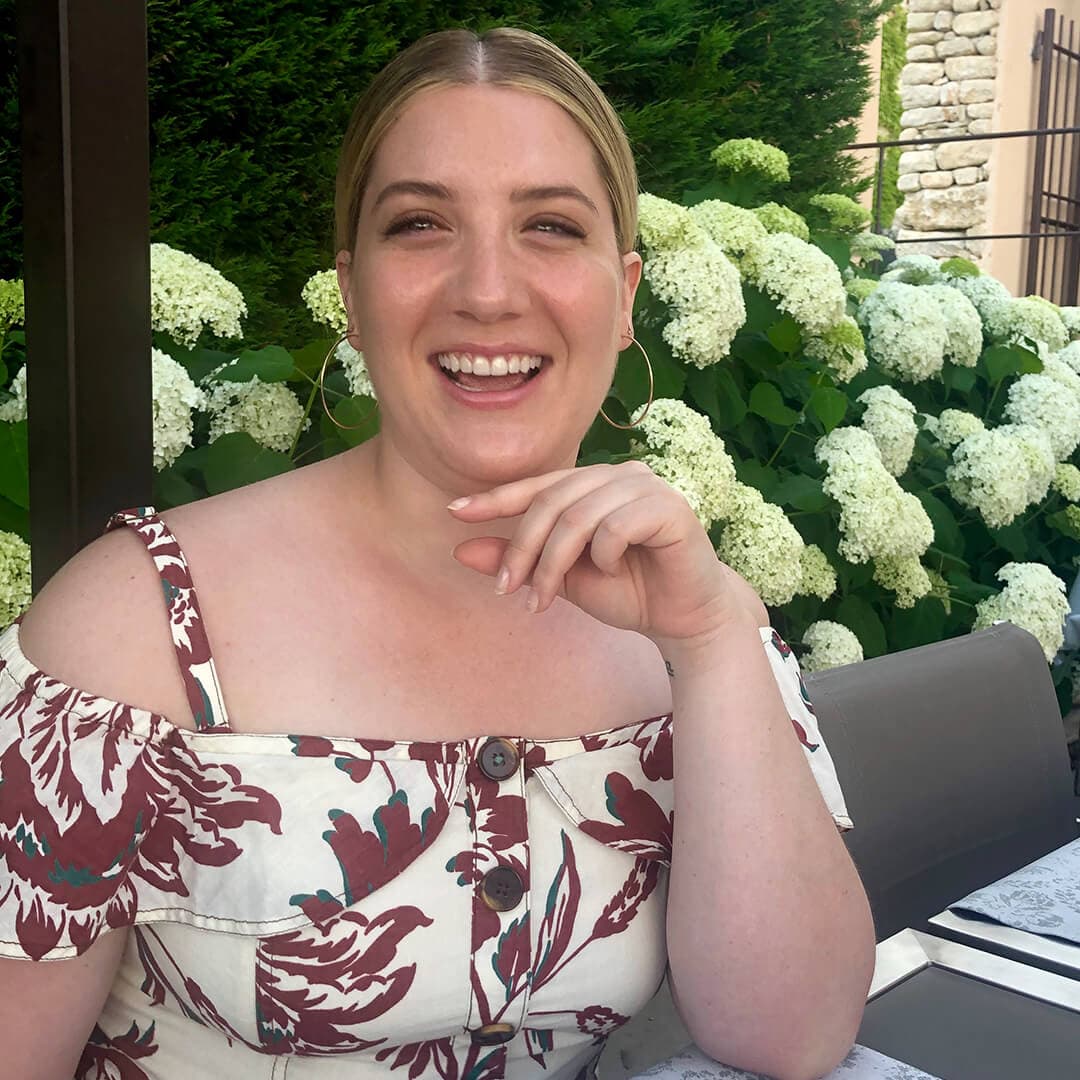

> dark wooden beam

[{"left": 17, "top": 0, "right": 152, "bottom": 591}]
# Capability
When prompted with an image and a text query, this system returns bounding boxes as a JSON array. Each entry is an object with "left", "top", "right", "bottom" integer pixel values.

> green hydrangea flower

[
  {"left": 808, "top": 193, "right": 871, "bottom": 234},
  {"left": 710, "top": 138, "right": 790, "bottom": 185},
  {"left": 752, "top": 202, "right": 810, "bottom": 241}
]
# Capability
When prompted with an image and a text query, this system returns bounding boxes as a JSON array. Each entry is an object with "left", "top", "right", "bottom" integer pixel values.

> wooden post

[{"left": 16, "top": 0, "right": 152, "bottom": 591}]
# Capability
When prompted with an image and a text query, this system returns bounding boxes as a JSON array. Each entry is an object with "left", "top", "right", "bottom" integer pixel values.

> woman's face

[{"left": 338, "top": 83, "right": 642, "bottom": 490}]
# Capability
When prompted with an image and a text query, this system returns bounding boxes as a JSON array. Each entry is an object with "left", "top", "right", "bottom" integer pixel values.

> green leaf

[
  {"left": 741, "top": 285, "right": 783, "bottom": 335},
  {"left": 732, "top": 334, "right": 785, "bottom": 374},
  {"left": 766, "top": 316, "right": 802, "bottom": 355},
  {"left": 715, "top": 368, "right": 748, "bottom": 429},
  {"left": 748, "top": 381, "right": 799, "bottom": 426},
  {"left": 210, "top": 345, "right": 296, "bottom": 384},
  {"left": 812, "top": 233, "right": 853, "bottom": 272},
  {"left": 161, "top": 341, "right": 234, "bottom": 385},
  {"left": 835, "top": 594, "right": 887, "bottom": 658},
  {"left": 0, "top": 495, "right": 29, "bottom": 541},
  {"left": 0, "top": 421, "right": 29, "bottom": 509},
  {"left": 989, "top": 519, "right": 1031, "bottom": 560},
  {"left": 291, "top": 338, "right": 336, "bottom": 381},
  {"left": 982, "top": 344, "right": 1042, "bottom": 386},
  {"left": 617, "top": 322, "right": 683, "bottom": 411},
  {"left": 808, "top": 386, "right": 847, "bottom": 433},
  {"left": 1046, "top": 508, "right": 1080, "bottom": 541},
  {"left": 772, "top": 473, "right": 829, "bottom": 512},
  {"left": 329, "top": 396, "right": 380, "bottom": 448},
  {"left": 917, "top": 491, "right": 963, "bottom": 555},
  {"left": 941, "top": 363, "right": 976, "bottom": 394},
  {"left": 736, "top": 459, "right": 778, "bottom": 497},
  {"left": 203, "top": 432, "right": 294, "bottom": 494},
  {"left": 888, "top": 598, "right": 948, "bottom": 653},
  {"left": 945, "top": 571, "right": 997, "bottom": 605},
  {"left": 153, "top": 467, "right": 205, "bottom": 510}
]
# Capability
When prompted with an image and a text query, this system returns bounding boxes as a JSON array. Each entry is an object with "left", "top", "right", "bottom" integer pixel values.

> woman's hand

[{"left": 449, "top": 462, "right": 767, "bottom": 650}]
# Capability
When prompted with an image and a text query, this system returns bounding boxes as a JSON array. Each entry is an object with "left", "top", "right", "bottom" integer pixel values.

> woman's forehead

[{"left": 367, "top": 83, "right": 607, "bottom": 199}]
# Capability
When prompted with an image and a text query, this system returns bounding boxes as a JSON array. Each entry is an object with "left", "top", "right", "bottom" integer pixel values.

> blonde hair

[{"left": 334, "top": 27, "right": 638, "bottom": 255}]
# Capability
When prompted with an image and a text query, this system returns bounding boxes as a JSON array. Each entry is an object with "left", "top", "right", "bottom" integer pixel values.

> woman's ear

[
  {"left": 621, "top": 251, "right": 644, "bottom": 336},
  {"left": 335, "top": 250, "right": 357, "bottom": 345}
]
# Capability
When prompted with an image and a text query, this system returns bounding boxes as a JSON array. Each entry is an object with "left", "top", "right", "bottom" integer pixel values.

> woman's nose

[{"left": 451, "top": 229, "right": 528, "bottom": 323}]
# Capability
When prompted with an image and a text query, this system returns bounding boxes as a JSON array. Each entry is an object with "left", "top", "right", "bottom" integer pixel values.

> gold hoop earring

[
  {"left": 319, "top": 330, "right": 378, "bottom": 431},
  {"left": 600, "top": 334, "right": 654, "bottom": 430}
]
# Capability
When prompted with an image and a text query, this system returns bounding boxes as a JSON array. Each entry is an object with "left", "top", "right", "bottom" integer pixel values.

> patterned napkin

[
  {"left": 948, "top": 838, "right": 1080, "bottom": 945},
  {"left": 629, "top": 1043, "right": 940, "bottom": 1079}
]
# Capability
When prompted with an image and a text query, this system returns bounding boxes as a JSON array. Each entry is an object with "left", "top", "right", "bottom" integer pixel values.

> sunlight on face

[{"left": 337, "top": 83, "right": 642, "bottom": 490}]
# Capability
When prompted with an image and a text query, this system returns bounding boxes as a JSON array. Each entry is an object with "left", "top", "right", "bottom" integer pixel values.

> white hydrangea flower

[
  {"left": 815, "top": 426, "right": 935, "bottom": 563},
  {"left": 152, "top": 349, "right": 205, "bottom": 470},
  {"left": 1042, "top": 354, "right": 1080, "bottom": 402},
  {"left": 873, "top": 554, "right": 933, "bottom": 608},
  {"left": 973, "top": 562, "right": 1070, "bottom": 661},
  {"left": 1060, "top": 306, "right": 1080, "bottom": 340},
  {"left": 1003, "top": 371, "right": 1080, "bottom": 460},
  {"left": 947, "top": 272, "right": 1012, "bottom": 323},
  {"left": 0, "top": 365, "right": 27, "bottom": 423},
  {"left": 947, "top": 426, "right": 1042, "bottom": 528},
  {"left": 710, "top": 139, "right": 791, "bottom": 184},
  {"left": 1052, "top": 462, "right": 1080, "bottom": 502},
  {"left": 925, "top": 284, "right": 983, "bottom": 367},
  {"left": 801, "top": 620, "right": 864, "bottom": 672},
  {"left": 858, "top": 385, "right": 918, "bottom": 476},
  {"left": 714, "top": 482, "right": 805, "bottom": 607},
  {"left": 0, "top": 530, "right": 31, "bottom": 628},
  {"left": 633, "top": 398, "right": 738, "bottom": 527},
  {"left": 150, "top": 243, "right": 247, "bottom": 348},
  {"left": 751, "top": 203, "right": 810, "bottom": 241},
  {"left": 336, "top": 339, "right": 376, "bottom": 399},
  {"left": 984, "top": 296, "right": 1068, "bottom": 353},
  {"left": 638, "top": 200, "right": 747, "bottom": 368},
  {"left": 849, "top": 231, "right": 895, "bottom": 265},
  {"left": 204, "top": 377, "right": 307, "bottom": 453},
  {"left": 687, "top": 200, "right": 768, "bottom": 260},
  {"left": 845, "top": 277, "right": 880, "bottom": 303},
  {"left": 803, "top": 316, "right": 868, "bottom": 383},
  {"left": 857, "top": 281, "right": 948, "bottom": 383},
  {"left": 799, "top": 543, "right": 837, "bottom": 600},
  {"left": 302, "top": 269, "right": 348, "bottom": 333},
  {"left": 741, "top": 232, "right": 846, "bottom": 334},
  {"left": 934, "top": 408, "right": 985, "bottom": 448},
  {"left": 881, "top": 253, "right": 944, "bottom": 285},
  {"left": 1057, "top": 340, "right": 1080, "bottom": 373}
]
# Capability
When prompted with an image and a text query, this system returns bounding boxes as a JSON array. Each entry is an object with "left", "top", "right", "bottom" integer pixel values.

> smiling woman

[{"left": 0, "top": 26, "right": 874, "bottom": 1080}]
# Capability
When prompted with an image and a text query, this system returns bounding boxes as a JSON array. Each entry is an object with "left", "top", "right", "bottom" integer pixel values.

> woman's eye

[
  {"left": 533, "top": 219, "right": 585, "bottom": 238},
  {"left": 384, "top": 214, "right": 439, "bottom": 236}
]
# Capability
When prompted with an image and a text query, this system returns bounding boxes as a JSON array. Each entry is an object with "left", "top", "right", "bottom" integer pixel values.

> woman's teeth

[{"left": 436, "top": 352, "right": 544, "bottom": 376}]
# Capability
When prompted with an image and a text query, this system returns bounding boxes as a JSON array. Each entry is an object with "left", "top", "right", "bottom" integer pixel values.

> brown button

[
  {"left": 478, "top": 737, "right": 519, "bottom": 781},
  {"left": 480, "top": 865, "right": 525, "bottom": 912},
  {"left": 471, "top": 1022, "right": 516, "bottom": 1046}
]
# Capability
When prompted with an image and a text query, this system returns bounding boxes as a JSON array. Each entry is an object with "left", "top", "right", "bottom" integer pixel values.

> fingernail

[
  {"left": 447, "top": 497, "right": 471, "bottom": 511},
  {"left": 525, "top": 587, "right": 539, "bottom": 614},
  {"left": 494, "top": 566, "right": 510, "bottom": 596}
]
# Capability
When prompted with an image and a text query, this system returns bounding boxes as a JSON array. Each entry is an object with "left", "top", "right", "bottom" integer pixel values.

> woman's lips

[{"left": 431, "top": 356, "right": 548, "bottom": 408}]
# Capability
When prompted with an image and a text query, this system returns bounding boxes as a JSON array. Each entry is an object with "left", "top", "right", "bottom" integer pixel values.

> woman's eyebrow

[{"left": 372, "top": 179, "right": 598, "bottom": 216}]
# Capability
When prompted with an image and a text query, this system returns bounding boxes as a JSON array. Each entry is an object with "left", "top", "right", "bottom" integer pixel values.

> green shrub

[{"left": 875, "top": 2, "right": 906, "bottom": 228}]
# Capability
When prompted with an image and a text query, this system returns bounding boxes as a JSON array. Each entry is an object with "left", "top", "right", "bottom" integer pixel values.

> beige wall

[
  {"left": 853, "top": 22, "right": 886, "bottom": 210},
  {"left": 987, "top": 0, "right": 1080, "bottom": 293}
]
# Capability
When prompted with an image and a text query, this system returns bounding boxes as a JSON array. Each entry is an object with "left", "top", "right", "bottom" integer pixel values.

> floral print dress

[{"left": 0, "top": 509, "right": 852, "bottom": 1080}]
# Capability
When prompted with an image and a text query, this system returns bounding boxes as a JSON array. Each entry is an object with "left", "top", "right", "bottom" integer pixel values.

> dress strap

[{"left": 104, "top": 506, "right": 232, "bottom": 732}]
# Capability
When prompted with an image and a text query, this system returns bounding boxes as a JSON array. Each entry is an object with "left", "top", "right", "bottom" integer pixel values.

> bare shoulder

[{"left": 17, "top": 519, "right": 195, "bottom": 725}]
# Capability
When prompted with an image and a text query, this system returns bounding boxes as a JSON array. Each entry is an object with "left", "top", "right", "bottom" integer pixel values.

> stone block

[
  {"left": 940, "top": 82, "right": 961, "bottom": 105},
  {"left": 936, "top": 139, "right": 990, "bottom": 168},
  {"left": 902, "top": 84, "right": 943, "bottom": 109},
  {"left": 954, "top": 167, "right": 980, "bottom": 185},
  {"left": 934, "top": 11, "right": 954, "bottom": 30},
  {"left": 898, "top": 173, "right": 923, "bottom": 193},
  {"left": 945, "top": 55, "right": 997, "bottom": 80},
  {"left": 975, "top": 34, "right": 997, "bottom": 54},
  {"left": 937, "top": 36, "right": 976, "bottom": 57},
  {"left": 899, "top": 149, "right": 939, "bottom": 173},
  {"left": 959, "top": 79, "right": 995, "bottom": 103},
  {"left": 910, "top": 31, "right": 945, "bottom": 45},
  {"left": 902, "top": 61, "right": 946, "bottom": 85},
  {"left": 900, "top": 128, "right": 921, "bottom": 141},
  {"left": 953, "top": 10, "right": 998, "bottom": 34},
  {"left": 942, "top": 104, "right": 967, "bottom": 122},
  {"left": 909, "top": 0, "right": 942, "bottom": 9},
  {"left": 901, "top": 106, "right": 946, "bottom": 128},
  {"left": 953, "top": 0, "right": 981, "bottom": 11},
  {"left": 894, "top": 182, "right": 989, "bottom": 230},
  {"left": 966, "top": 102, "right": 994, "bottom": 118},
  {"left": 907, "top": 11, "right": 938, "bottom": 31},
  {"left": 970, "top": 119, "right": 992, "bottom": 134},
  {"left": 922, "top": 171, "right": 955, "bottom": 189},
  {"left": 908, "top": 44, "right": 939, "bottom": 62}
]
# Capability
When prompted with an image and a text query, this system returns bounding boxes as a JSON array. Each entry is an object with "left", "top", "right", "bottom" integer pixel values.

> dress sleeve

[
  {"left": 0, "top": 625, "right": 282, "bottom": 961},
  {"left": 760, "top": 627, "right": 854, "bottom": 832}
]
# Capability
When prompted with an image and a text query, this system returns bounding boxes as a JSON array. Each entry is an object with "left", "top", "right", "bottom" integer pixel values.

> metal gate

[{"left": 1026, "top": 8, "right": 1080, "bottom": 304}]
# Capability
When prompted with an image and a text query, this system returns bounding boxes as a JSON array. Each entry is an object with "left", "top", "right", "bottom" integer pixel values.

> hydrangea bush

[{"left": 580, "top": 139, "right": 1078, "bottom": 707}]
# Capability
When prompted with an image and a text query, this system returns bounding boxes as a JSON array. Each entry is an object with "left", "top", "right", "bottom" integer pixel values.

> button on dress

[{"left": 0, "top": 508, "right": 852, "bottom": 1079}]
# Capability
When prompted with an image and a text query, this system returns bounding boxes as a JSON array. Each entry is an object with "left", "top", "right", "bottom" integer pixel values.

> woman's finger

[
  {"left": 446, "top": 468, "right": 579, "bottom": 522},
  {"left": 588, "top": 492, "right": 688, "bottom": 574}
]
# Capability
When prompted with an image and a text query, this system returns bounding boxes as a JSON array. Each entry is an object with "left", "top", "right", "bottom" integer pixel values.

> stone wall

[{"left": 894, "top": 0, "right": 1000, "bottom": 259}]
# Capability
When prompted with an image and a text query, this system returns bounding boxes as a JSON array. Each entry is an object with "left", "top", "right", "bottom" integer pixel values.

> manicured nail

[
  {"left": 447, "top": 496, "right": 471, "bottom": 511},
  {"left": 525, "top": 587, "right": 539, "bottom": 614},
  {"left": 494, "top": 566, "right": 510, "bottom": 595}
]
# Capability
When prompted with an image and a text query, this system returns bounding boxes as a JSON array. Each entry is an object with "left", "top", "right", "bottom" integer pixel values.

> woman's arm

[{"left": 663, "top": 609, "right": 874, "bottom": 1080}]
